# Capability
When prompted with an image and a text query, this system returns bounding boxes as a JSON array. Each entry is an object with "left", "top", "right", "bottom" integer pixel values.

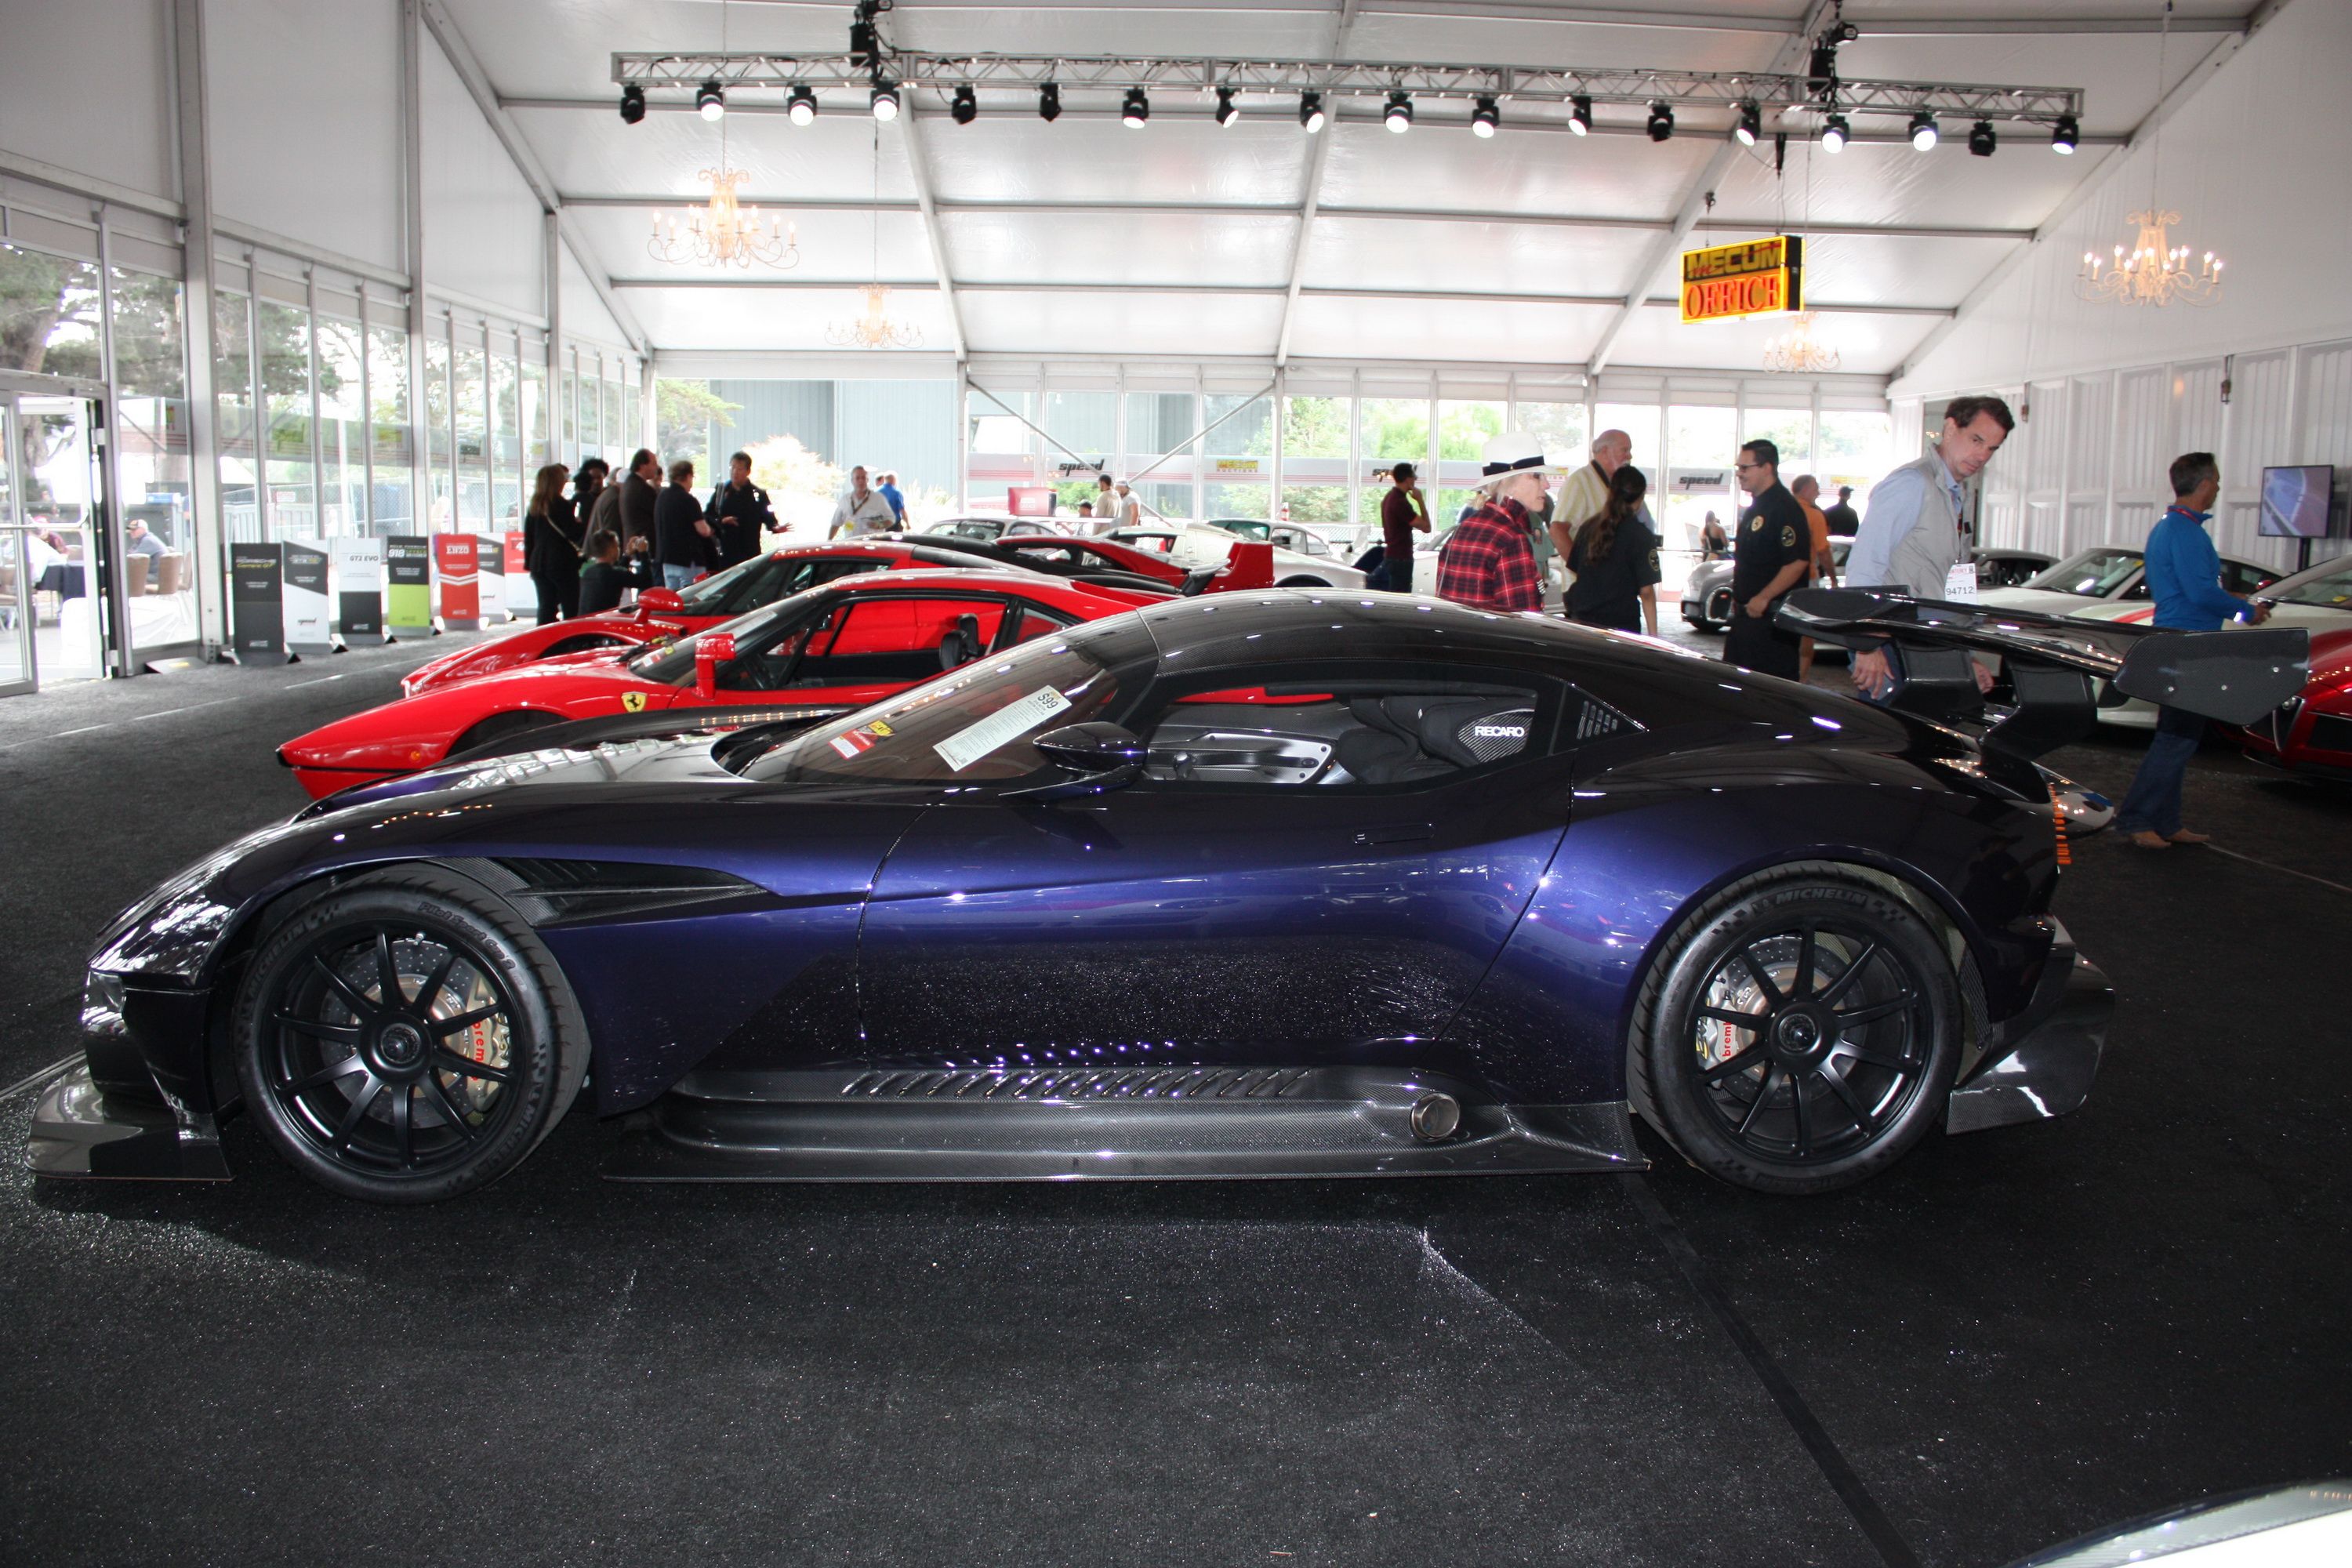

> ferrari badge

[{"left": 621, "top": 691, "right": 648, "bottom": 713}]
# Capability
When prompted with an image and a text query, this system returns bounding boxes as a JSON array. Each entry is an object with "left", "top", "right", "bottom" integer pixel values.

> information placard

[
  {"left": 332, "top": 535, "right": 385, "bottom": 641},
  {"left": 230, "top": 541, "right": 289, "bottom": 663},
  {"left": 501, "top": 532, "right": 536, "bottom": 622},
  {"left": 385, "top": 535, "right": 432, "bottom": 637},
  {"left": 434, "top": 534, "right": 481, "bottom": 630},
  {"left": 281, "top": 539, "right": 333, "bottom": 652},
  {"left": 474, "top": 533, "right": 507, "bottom": 624}
]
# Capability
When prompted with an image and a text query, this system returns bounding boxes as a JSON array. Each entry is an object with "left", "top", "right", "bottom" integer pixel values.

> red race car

[
  {"left": 281, "top": 569, "right": 1157, "bottom": 800},
  {"left": 920, "top": 531, "right": 1276, "bottom": 593},
  {"left": 398, "top": 540, "right": 1058, "bottom": 698},
  {"left": 2240, "top": 626, "right": 2352, "bottom": 782}
]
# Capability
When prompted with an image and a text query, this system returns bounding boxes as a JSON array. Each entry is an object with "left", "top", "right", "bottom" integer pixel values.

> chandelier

[
  {"left": 649, "top": 166, "right": 800, "bottom": 269},
  {"left": 2076, "top": 2, "right": 2222, "bottom": 309},
  {"left": 828, "top": 282, "right": 923, "bottom": 350},
  {"left": 1762, "top": 310, "right": 1840, "bottom": 374},
  {"left": 2077, "top": 210, "right": 2220, "bottom": 307}
]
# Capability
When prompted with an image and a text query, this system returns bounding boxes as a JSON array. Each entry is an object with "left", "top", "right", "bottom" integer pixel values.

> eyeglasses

[{"left": 1733, "top": 461, "right": 1766, "bottom": 474}]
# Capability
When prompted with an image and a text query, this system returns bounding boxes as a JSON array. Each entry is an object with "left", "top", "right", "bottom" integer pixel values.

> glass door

[
  {"left": 0, "top": 399, "right": 34, "bottom": 695},
  {"left": 10, "top": 393, "right": 111, "bottom": 684}
]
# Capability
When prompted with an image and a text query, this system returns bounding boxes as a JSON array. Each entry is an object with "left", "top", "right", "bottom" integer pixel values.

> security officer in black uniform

[{"left": 1723, "top": 438, "right": 1812, "bottom": 680}]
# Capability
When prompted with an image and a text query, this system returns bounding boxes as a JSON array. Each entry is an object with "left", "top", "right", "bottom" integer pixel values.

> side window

[
  {"left": 2226, "top": 561, "right": 2281, "bottom": 594},
  {"left": 1137, "top": 683, "right": 1541, "bottom": 788},
  {"left": 811, "top": 557, "right": 891, "bottom": 588}
]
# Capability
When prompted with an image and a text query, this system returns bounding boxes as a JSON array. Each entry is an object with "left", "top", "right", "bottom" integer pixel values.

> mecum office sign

[{"left": 1679, "top": 235, "right": 1804, "bottom": 323}]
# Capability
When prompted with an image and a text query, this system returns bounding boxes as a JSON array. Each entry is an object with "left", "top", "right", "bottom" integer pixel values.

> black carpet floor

[{"left": 2, "top": 635, "right": 2347, "bottom": 1567}]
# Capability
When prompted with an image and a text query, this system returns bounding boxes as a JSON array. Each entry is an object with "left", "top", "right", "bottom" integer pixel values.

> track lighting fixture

[
  {"left": 1471, "top": 96, "right": 1499, "bottom": 138},
  {"left": 1567, "top": 94, "right": 1592, "bottom": 136},
  {"left": 1038, "top": 82, "right": 1061, "bottom": 122},
  {"left": 951, "top": 84, "right": 977, "bottom": 125},
  {"left": 695, "top": 79, "right": 724, "bottom": 121},
  {"left": 1122, "top": 86, "right": 1149, "bottom": 128},
  {"left": 1215, "top": 86, "right": 1239, "bottom": 128},
  {"left": 786, "top": 83, "right": 817, "bottom": 125},
  {"left": 1733, "top": 100, "right": 1761, "bottom": 147},
  {"left": 1909, "top": 110, "right": 1939, "bottom": 151},
  {"left": 1385, "top": 90, "right": 1413, "bottom": 132},
  {"left": 1300, "top": 91, "right": 1325, "bottom": 132},
  {"left": 1820, "top": 114, "right": 1848, "bottom": 152},
  {"left": 1646, "top": 101, "right": 1674, "bottom": 141},
  {"left": 2051, "top": 115, "right": 2078, "bottom": 154},
  {"left": 619, "top": 84, "right": 646, "bottom": 125},
  {"left": 1968, "top": 120, "right": 1996, "bottom": 157},
  {"left": 870, "top": 77, "right": 900, "bottom": 122}
]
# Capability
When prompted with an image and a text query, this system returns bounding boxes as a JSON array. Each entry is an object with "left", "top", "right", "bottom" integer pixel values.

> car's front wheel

[
  {"left": 231, "top": 867, "right": 587, "bottom": 1203},
  {"left": 1628, "top": 867, "right": 1961, "bottom": 1195}
]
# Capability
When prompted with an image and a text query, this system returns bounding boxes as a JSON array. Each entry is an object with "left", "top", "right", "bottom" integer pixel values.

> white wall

[
  {"left": 0, "top": 0, "right": 178, "bottom": 202},
  {"left": 207, "top": 0, "right": 404, "bottom": 270},
  {"left": 560, "top": 245, "right": 630, "bottom": 350},
  {"left": 1893, "top": 0, "right": 2352, "bottom": 573},
  {"left": 419, "top": 36, "right": 543, "bottom": 317}
]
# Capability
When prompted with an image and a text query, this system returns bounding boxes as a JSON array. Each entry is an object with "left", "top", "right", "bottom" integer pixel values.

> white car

[
  {"left": 2067, "top": 550, "right": 2347, "bottom": 726},
  {"left": 1108, "top": 524, "right": 1366, "bottom": 590},
  {"left": 1976, "top": 544, "right": 2279, "bottom": 620}
]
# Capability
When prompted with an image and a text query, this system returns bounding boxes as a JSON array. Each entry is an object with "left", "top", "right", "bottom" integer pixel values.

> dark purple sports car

[{"left": 29, "top": 590, "right": 2303, "bottom": 1203}]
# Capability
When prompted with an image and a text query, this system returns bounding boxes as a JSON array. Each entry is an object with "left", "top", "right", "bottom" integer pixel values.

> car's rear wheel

[
  {"left": 232, "top": 867, "right": 587, "bottom": 1203},
  {"left": 1276, "top": 575, "right": 1330, "bottom": 588},
  {"left": 1628, "top": 867, "right": 1960, "bottom": 1195}
]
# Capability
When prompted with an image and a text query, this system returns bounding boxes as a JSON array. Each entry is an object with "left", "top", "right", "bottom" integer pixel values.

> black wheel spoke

[
  {"left": 1816, "top": 1058, "right": 1876, "bottom": 1131},
  {"left": 328, "top": 1074, "right": 383, "bottom": 1149},
  {"left": 1835, "top": 993, "right": 1915, "bottom": 1029},
  {"left": 375, "top": 931, "right": 405, "bottom": 1007},
  {"left": 412, "top": 946, "right": 460, "bottom": 1015},
  {"left": 1838, "top": 1042, "right": 1916, "bottom": 1073},
  {"left": 430, "top": 1004, "right": 503, "bottom": 1039},
  {"left": 289, "top": 1053, "right": 369, "bottom": 1095},
  {"left": 1793, "top": 924, "right": 1817, "bottom": 999},
  {"left": 1790, "top": 1071, "right": 1813, "bottom": 1157},
  {"left": 434, "top": 1047, "right": 510, "bottom": 1083},
  {"left": 389, "top": 1083, "right": 415, "bottom": 1168},
  {"left": 427, "top": 1076, "right": 480, "bottom": 1142},
  {"left": 1697, "top": 1005, "right": 1765, "bottom": 1029},
  {"left": 1698, "top": 1044, "right": 1766, "bottom": 1083},
  {"left": 1735, "top": 946, "right": 1785, "bottom": 1004},
  {"left": 275, "top": 1012, "right": 361, "bottom": 1044},
  {"left": 1817, "top": 942, "right": 1879, "bottom": 1006},
  {"left": 310, "top": 955, "right": 378, "bottom": 1021},
  {"left": 1736, "top": 1065, "right": 1779, "bottom": 1137}
]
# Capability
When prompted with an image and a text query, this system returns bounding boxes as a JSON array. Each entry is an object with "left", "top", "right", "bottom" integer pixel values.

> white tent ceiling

[{"left": 435, "top": 0, "right": 2264, "bottom": 379}]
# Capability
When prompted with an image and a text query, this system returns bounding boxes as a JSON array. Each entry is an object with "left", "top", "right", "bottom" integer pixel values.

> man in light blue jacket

[{"left": 2114, "top": 452, "right": 2271, "bottom": 849}]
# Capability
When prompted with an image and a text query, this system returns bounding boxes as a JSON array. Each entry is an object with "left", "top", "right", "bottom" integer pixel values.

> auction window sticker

[{"left": 933, "top": 686, "right": 1073, "bottom": 772}]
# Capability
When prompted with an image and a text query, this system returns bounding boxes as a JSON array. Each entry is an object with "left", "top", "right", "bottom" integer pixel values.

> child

[{"left": 577, "top": 529, "right": 644, "bottom": 615}]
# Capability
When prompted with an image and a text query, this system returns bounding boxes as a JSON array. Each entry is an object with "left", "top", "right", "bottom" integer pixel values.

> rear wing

[{"left": 1775, "top": 587, "right": 2308, "bottom": 758}]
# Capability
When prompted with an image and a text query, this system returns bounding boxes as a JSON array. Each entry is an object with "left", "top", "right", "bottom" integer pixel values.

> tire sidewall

[
  {"left": 232, "top": 874, "right": 572, "bottom": 1203},
  {"left": 1639, "top": 877, "right": 1961, "bottom": 1196}
]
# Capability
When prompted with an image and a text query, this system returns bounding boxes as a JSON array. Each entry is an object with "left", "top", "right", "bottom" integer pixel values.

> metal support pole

[
  {"left": 358, "top": 289, "right": 376, "bottom": 533},
  {"left": 248, "top": 249, "right": 267, "bottom": 542},
  {"left": 305, "top": 268, "right": 322, "bottom": 537},
  {"left": 402, "top": 0, "right": 431, "bottom": 535},
  {"left": 95, "top": 206, "right": 130, "bottom": 676},
  {"left": 172, "top": 0, "right": 223, "bottom": 649}
]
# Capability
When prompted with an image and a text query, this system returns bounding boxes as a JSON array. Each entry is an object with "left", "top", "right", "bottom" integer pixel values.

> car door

[
  {"left": 713, "top": 586, "right": 1069, "bottom": 710},
  {"left": 858, "top": 665, "right": 1572, "bottom": 1069}
]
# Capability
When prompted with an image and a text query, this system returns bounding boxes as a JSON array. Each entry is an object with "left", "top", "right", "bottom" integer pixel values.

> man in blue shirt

[
  {"left": 2114, "top": 451, "right": 2270, "bottom": 849},
  {"left": 877, "top": 470, "right": 906, "bottom": 528}
]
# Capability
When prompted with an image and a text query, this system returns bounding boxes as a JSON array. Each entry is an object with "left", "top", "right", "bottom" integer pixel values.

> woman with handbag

[{"left": 524, "top": 463, "right": 585, "bottom": 623}]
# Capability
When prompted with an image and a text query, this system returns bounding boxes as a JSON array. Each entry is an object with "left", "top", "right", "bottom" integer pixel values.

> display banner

[
  {"left": 474, "top": 534, "right": 507, "bottom": 624},
  {"left": 332, "top": 535, "right": 386, "bottom": 641},
  {"left": 1007, "top": 485, "right": 1057, "bottom": 517},
  {"left": 1679, "top": 234, "right": 1804, "bottom": 323},
  {"left": 501, "top": 532, "right": 536, "bottom": 622},
  {"left": 281, "top": 539, "right": 334, "bottom": 653},
  {"left": 434, "top": 533, "right": 481, "bottom": 630},
  {"left": 229, "top": 541, "right": 289, "bottom": 664},
  {"left": 384, "top": 535, "right": 433, "bottom": 637}
]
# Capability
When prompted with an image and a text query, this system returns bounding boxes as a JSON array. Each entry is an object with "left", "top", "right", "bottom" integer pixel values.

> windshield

[
  {"left": 2267, "top": 557, "right": 2352, "bottom": 608},
  {"left": 670, "top": 552, "right": 774, "bottom": 612},
  {"left": 623, "top": 584, "right": 829, "bottom": 682},
  {"left": 739, "top": 620, "right": 1149, "bottom": 785},
  {"left": 2022, "top": 547, "right": 2142, "bottom": 597}
]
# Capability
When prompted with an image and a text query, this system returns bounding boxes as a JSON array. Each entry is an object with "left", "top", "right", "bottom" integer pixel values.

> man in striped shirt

[{"left": 1435, "top": 434, "right": 1563, "bottom": 614}]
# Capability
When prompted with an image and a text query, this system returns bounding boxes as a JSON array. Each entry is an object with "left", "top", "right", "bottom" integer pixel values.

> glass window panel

[
  {"left": 1595, "top": 403, "right": 1662, "bottom": 474},
  {"left": 315, "top": 314, "right": 365, "bottom": 536},
  {"left": 1741, "top": 407, "right": 1813, "bottom": 473},
  {"left": 523, "top": 356, "right": 548, "bottom": 473},
  {"left": 1436, "top": 400, "right": 1505, "bottom": 462},
  {"left": 259, "top": 299, "right": 314, "bottom": 541},
  {"left": 1203, "top": 481, "right": 1269, "bottom": 521},
  {"left": 453, "top": 333, "right": 485, "bottom": 529},
  {"left": 491, "top": 347, "right": 521, "bottom": 528},
  {"left": 602, "top": 376, "right": 625, "bottom": 463},
  {"left": 1281, "top": 396, "right": 1348, "bottom": 459},
  {"left": 108, "top": 268, "right": 192, "bottom": 565},
  {"left": 1122, "top": 391, "right": 1192, "bottom": 462},
  {"left": 1282, "top": 486, "right": 1350, "bottom": 528},
  {"left": 1660, "top": 405, "right": 1738, "bottom": 551},
  {"left": 0, "top": 243, "right": 102, "bottom": 375},
  {"left": 365, "top": 322, "right": 413, "bottom": 534},
  {"left": 424, "top": 332, "right": 451, "bottom": 529},
  {"left": 560, "top": 363, "right": 578, "bottom": 456},
  {"left": 968, "top": 388, "right": 1030, "bottom": 455},
  {"left": 215, "top": 290, "right": 256, "bottom": 542},
  {"left": 1037, "top": 390, "right": 1116, "bottom": 472},
  {"left": 1818, "top": 411, "right": 1896, "bottom": 512},
  {"left": 1132, "top": 479, "right": 1190, "bottom": 521},
  {"left": 1204, "top": 394, "right": 1271, "bottom": 460},
  {"left": 1517, "top": 400, "right": 1588, "bottom": 466},
  {"left": 1355, "top": 398, "right": 1429, "bottom": 525}
]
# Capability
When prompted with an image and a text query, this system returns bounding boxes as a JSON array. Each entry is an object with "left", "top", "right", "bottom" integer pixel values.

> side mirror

[
  {"left": 1008, "top": 722, "right": 1148, "bottom": 801},
  {"left": 637, "top": 586, "right": 684, "bottom": 616},
  {"left": 693, "top": 631, "right": 736, "bottom": 699}
]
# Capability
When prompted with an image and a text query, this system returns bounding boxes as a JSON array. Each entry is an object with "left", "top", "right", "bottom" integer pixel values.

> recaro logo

[{"left": 1471, "top": 724, "right": 1526, "bottom": 739}]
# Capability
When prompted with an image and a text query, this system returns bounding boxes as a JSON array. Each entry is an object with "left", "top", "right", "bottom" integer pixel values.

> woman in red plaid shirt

[{"left": 1435, "top": 433, "right": 1564, "bottom": 614}]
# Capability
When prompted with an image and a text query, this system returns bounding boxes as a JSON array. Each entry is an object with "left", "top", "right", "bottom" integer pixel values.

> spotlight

[
  {"left": 786, "top": 84, "right": 817, "bottom": 125},
  {"left": 870, "top": 78, "right": 900, "bottom": 122},
  {"left": 1567, "top": 94, "right": 1592, "bottom": 136},
  {"left": 1215, "top": 86, "right": 1239, "bottom": 128},
  {"left": 1908, "top": 110, "right": 1938, "bottom": 151},
  {"left": 1122, "top": 86, "right": 1149, "bottom": 128},
  {"left": 618, "top": 84, "right": 645, "bottom": 125},
  {"left": 1968, "top": 119, "right": 1997, "bottom": 157},
  {"left": 695, "top": 79, "right": 724, "bottom": 121},
  {"left": 949, "top": 84, "right": 977, "bottom": 125},
  {"left": 1646, "top": 101, "right": 1674, "bottom": 142},
  {"left": 1820, "top": 114, "right": 1848, "bottom": 153},
  {"left": 1039, "top": 82, "right": 1062, "bottom": 123},
  {"left": 1733, "top": 100, "right": 1761, "bottom": 147},
  {"left": 1471, "top": 96, "right": 1499, "bottom": 139},
  {"left": 1385, "top": 90, "right": 1413, "bottom": 132},
  {"left": 1299, "top": 90, "right": 1325, "bottom": 133},
  {"left": 2051, "top": 114, "right": 2078, "bottom": 154}
]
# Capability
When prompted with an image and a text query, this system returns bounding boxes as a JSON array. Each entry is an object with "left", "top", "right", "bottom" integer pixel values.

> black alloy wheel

[
  {"left": 1630, "top": 869, "right": 1960, "bottom": 1194},
  {"left": 234, "top": 868, "right": 586, "bottom": 1203}
]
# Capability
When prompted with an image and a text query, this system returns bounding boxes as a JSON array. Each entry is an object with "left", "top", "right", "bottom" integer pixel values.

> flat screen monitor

[{"left": 2259, "top": 465, "right": 2336, "bottom": 538}]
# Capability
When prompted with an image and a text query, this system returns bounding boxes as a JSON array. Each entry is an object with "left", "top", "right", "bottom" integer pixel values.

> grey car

[{"left": 1681, "top": 543, "right": 2053, "bottom": 630}]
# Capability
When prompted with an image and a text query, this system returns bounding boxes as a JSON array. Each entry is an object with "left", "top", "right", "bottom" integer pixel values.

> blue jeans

[
  {"left": 662, "top": 562, "right": 700, "bottom": 590},
  {"left": 2114, "top": 705, "right": 2207, "bottom": 837}
]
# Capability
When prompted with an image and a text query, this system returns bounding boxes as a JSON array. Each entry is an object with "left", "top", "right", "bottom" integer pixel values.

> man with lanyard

[
  {"left": 1550, "top": 428, "right": 1630, "bottom": 565},
  {"left": 1722, "top": 439, "right": 1812, "bottom": 679},
  {"left": 829, "top": 465, "right": 895, "bottom": 539},
  {"left": 705, "top": 451, "right": 778, "bottom": 571},
  {"left": 2114, "top": 452, "right": 2270, "bottom": 849},
  {"left": 1377, "top": 463, "right": 1431, "bottom": 591},
  {"left": 1435, "top": 434, "right": 1555, "bottom": 615},
  {"left": 1845, "top": 395, "right": 2013, "bottom": 700}
]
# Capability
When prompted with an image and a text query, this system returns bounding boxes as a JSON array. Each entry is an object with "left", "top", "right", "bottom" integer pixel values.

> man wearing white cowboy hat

[{"left": 1434, "top": 433, "right": 1563, "bottom": 614}]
